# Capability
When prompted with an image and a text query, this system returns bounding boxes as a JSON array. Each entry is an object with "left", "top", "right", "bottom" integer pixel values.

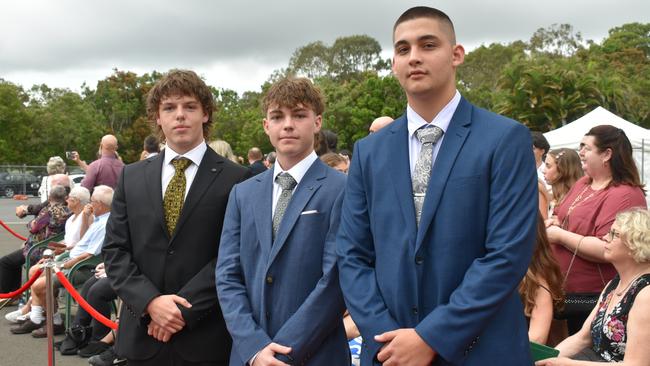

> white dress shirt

[
  {"left": 407, "top": 90, "right": 461, "bottom": 175},
  {"left": 271, "top": 151, "right": 318, "bottom": 218},
  {"left": 161, "top": 141, "right": 207, "bottom": 199}
]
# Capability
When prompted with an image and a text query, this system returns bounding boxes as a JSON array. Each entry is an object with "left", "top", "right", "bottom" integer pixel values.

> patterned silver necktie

[
  {"left": 272, "top": 172, "right": 297, "bottom": 240},
  {"left": 412, "top": 125, "right": 444, "bottom": 226}
]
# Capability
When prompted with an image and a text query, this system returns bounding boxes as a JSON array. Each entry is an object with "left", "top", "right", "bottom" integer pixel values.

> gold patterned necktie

[
  {"left": 164, "top": 157, "right": 192, "bottom": 236},
  {"left": 412, "top": 125, "right": 444, "bottom": 226},
  {"left": 272, "top": 172, "right": 297, "bottom": 240}
]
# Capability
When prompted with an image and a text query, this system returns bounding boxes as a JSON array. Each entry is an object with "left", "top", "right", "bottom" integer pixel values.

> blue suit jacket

[
  {"left": 217, "top": 159, "right": 350, "bottom": 366},
  {"left": 337, "top": 98, "right": 537, "bottom": 365}
]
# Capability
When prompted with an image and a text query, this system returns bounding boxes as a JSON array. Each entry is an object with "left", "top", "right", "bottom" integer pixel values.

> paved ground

[{"left": 0, "top": 196, "right": 88, "bottom": 366}]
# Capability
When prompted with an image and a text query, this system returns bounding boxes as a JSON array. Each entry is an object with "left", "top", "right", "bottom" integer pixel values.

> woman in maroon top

[{"left": 546, "top": 125, "right": 646, "bottom": 334}]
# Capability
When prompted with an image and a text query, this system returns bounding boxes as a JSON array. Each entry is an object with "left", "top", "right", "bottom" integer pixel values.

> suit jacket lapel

[
  {"left": 387, "top": 116, "right": 418, "bottom": 238},
  {"left": 144, "top": 151, "right": 168, "bottom": 240},
  {"left": 171, "top": 148, "right": 224, "bottom": 243},
  {"left": 253, "top": 170, "right": 274, "bottom": 257},
  {"left": 267, "top": 159, "right": 325, "bottom": 265},
  {"left": 416, "top": 98, "right": 472, "bottom": 251}
]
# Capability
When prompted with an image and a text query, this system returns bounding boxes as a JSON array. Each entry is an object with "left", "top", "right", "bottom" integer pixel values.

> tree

[
  {"left": 288, "top": 35, "right": 389, "bottom": 81},
  {"left": 0, "top": 80, "right": 33, "bottom": 164}
]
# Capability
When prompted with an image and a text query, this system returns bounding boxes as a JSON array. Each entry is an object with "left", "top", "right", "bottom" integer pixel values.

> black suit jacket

[{"left": 103, "top": 146, "right": 251, "bottom": 362}]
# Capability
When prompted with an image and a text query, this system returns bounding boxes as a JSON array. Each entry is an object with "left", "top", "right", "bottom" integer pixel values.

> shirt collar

[
  {"left": 93, "top": 212, "right": 110, "bottom": 222},
  {"left": 407, "top": 90, "right": 461, "bottom": 139},
  {"left": 272, "top": 151, "right": 318, "bottom": 186},
  {"left": 163, "top": 140, "right": 206, "bottom": 168}
]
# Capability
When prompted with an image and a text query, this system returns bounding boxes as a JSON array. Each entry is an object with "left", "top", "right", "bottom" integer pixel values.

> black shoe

[
  {"left": 88, "top": 346, "right": 126, "bottom": 366},
  {"left": 10, "top": 319, "right": 44, "bottom": 334},
  {"left": 31, "top": 322, "right": 65, "bottom": 338},
  {"left": 78, "top": 340, "right": 111, "bottom": 358},
  {"left": 59, "top": 334, "right": 82, "bottom": 356}
]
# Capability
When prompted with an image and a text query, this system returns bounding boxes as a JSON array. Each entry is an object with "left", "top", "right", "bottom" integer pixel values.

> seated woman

[
  {"left": 536, "top": 208, "right": 650, "bottom": 365},
  {"left": 320, "top": 152, "right": 349, "bottom": 174},
  {"left": 519, "top": 214, "right": 564, "bottom": 344}
]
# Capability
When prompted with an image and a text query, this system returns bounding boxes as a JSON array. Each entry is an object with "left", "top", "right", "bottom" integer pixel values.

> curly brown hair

[
  {"left": 519, "top": 214, "right": 565, "bottom": 316},
  {"left": 262, "top": 77, "right": 324, "bottom": 116},
  {"left": 146, "top": 69, "right": 215, "bottom": 141}
]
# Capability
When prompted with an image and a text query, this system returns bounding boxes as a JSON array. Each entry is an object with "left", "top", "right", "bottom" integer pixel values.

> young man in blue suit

[
  {"left": 337, "top": 7, "right": 538, "bottom": 366},
  {"left": 217, "top": 78, "right": 349, "bottom": 366}
]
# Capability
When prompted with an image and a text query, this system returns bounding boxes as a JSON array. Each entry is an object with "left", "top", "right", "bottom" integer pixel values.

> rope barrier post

[{"left": 42, "top": 249, "right": 56, "bottom": 366}]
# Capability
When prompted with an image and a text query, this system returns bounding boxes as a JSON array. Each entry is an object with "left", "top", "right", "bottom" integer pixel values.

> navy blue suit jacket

[
  {"left": 217, "top": 159, "right": 350, "bottom": 366},
  {"left": 337, "top": 97, "right": 537, "bottom": 365}
]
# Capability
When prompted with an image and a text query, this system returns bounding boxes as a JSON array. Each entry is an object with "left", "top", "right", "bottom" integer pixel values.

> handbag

[{"left": 554, "top": 236, "right": 605, "bottom": 320}]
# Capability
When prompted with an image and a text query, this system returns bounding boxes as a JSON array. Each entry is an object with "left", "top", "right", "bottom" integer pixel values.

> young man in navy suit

[
  {"left": 337, "top": 7, "right": 538, "bottom": 366},
  {"left": 217, "top": 78, "right": 349, "bottom": 366}
]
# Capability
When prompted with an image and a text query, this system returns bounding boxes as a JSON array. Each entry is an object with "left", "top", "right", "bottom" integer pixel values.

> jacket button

[
  {"left": 415, "top": 256, "right": 423, "bottom": 265},
  {"left": 266, "top": 275, "right": 274, "bottom": 284},
  {"left": 412, "top": 306, "right": 418, "bottom": 315},
  {"left": 168, "top": 249, "right": 175, "bottom": 255}
]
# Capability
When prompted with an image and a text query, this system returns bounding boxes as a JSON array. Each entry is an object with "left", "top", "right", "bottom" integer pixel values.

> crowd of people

[{"left": 1, "top": 5, "right": 649, "bottom": 366}]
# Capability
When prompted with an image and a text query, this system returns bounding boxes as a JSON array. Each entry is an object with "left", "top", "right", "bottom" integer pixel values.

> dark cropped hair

[
  {"left": 531, "top": 131, "right": 550, "bottom": 155},
  {"left": 586, "top": 125, "right": 644, "bottom": 190},
  {"left": 393, "top": 6, "right": 456, "bottom": 44},
  {"left": 143, "top": 134, "right": 160, "bottom": 153},
  {"left": 146, "top": 69, "right": 215, "bottom": 141}
]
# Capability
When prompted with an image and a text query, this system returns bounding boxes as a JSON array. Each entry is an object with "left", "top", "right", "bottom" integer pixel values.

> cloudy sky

[{"left": 1, "top": 0, "right": 648, "bottom": 95}]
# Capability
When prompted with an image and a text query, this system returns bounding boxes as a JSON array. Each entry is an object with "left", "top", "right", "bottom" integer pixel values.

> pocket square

[{"left": 300, "top": 210, "right": 319, "bottom": 215}]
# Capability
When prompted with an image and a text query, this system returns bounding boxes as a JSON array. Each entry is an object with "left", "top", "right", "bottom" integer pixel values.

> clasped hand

[
  {"left": 375, "top": 328, "right": 436, "bottom": 366},
  {"left": 252, "top": 342, "right": 292, "bottom": 366},
  {"left": 146, "top": 294, "right": 192, "bottom": 342}
]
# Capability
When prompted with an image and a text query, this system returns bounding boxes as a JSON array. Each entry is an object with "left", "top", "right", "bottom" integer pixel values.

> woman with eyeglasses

[
  {"left": 545, "top": 125, "right": 646, "bottom": 334},
  {"left": 536, "top": 208, "right": 650, "bottom": 364}
]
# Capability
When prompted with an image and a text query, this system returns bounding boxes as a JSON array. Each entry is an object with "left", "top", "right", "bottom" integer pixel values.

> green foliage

[{"left": 2, "top": 25, "right": 649, "bottom": 164}]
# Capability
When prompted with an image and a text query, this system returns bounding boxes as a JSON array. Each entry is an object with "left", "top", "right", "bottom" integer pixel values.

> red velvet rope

[
  {"left": 0, "top": 268, "right": 43, "bottom": 298},
  {"left": 55, "top": 271, "right": 118, "bottom": 330},
  {"left": 0, "top": 219, "right": 27, "bottom": 241}
]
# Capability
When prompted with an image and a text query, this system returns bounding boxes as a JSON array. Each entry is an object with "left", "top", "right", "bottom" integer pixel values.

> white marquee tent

[{"left": 544, "top": 107, "right": 650, "bottom": 202}]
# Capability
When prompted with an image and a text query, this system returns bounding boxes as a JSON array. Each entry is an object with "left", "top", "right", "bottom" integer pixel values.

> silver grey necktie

[
  {"left": 273, "top": 172, "right": 297, "bottom": 239},
  {"left": 412, "top": 125, "right": 444, "bottom": 226}
]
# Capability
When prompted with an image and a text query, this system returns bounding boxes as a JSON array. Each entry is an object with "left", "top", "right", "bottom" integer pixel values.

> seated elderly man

[
  {"left": 0, "top": 182, "right": 70, "bottom": 301},
  {"left": 10, "top": 185, "right": 113, "bottom": 337}
]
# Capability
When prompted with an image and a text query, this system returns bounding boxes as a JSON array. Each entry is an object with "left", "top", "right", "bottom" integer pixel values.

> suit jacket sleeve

[
  {"left": 415, "top": 123, "right": 537, "bottom": 362},
  {"left": 337, "top": 141, "right": 401, "bottom": 360},
  {"left": 178, "top": 167, "right": 252, "bottom": 329},
  {"left": 217, "top": 185, "right": 273, "bottom": 363},
  {"left": 272, "top": 189, "right": 347, "bottom": 363},
  {"left": 103, "top": 167, "right": 161, "bottom": 317}
]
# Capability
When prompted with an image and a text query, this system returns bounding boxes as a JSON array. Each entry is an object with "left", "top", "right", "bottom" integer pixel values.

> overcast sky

[{"left": 1, "top": 0, "right": 648, "bottom": 95}]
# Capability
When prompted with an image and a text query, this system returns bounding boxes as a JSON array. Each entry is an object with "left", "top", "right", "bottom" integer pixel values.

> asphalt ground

[{"left": 0, "top": 196, "right": 89, "bottom": 366}]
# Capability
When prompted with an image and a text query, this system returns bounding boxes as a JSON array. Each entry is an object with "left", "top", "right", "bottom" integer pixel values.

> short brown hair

[
  {"left": 262, "top": 77, "right": 325, "bottom": 116},
  {"left": 146, "top": 69, "right": 215, "bottom": 141},
  {"left": 393, "top": 6, "right": 456, "bottom": 44}
]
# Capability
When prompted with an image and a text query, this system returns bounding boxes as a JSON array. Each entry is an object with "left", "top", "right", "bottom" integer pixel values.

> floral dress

[
  {"left": 590, "top": 273, "right": 650, "bottom": 361},
  {"left": 22, "top": 202, "right": 70, "bottom": 263}
]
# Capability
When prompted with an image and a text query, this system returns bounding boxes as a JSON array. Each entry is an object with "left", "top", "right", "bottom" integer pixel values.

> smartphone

[{"left": 65, "top": 151, "right": 74, "bottom": 159}]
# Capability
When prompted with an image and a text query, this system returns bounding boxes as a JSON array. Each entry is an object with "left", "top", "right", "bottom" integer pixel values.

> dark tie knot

[
  {"left": 415, "top": 125, "right": 444, "bottom": 145},
  {"left": 172, "top": 157, "right": 192, "bottom": 172},
  {"left": 275, "top": 172, "right": 297, "bottom": 191}
]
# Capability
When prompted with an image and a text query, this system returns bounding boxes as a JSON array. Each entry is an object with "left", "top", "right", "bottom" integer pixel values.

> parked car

[
  {"left": 0, "top": 172, "right": 41, "bottom": 198},
  {"left": 70, "top": 174, "right": 85, "bottom": 186}
]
